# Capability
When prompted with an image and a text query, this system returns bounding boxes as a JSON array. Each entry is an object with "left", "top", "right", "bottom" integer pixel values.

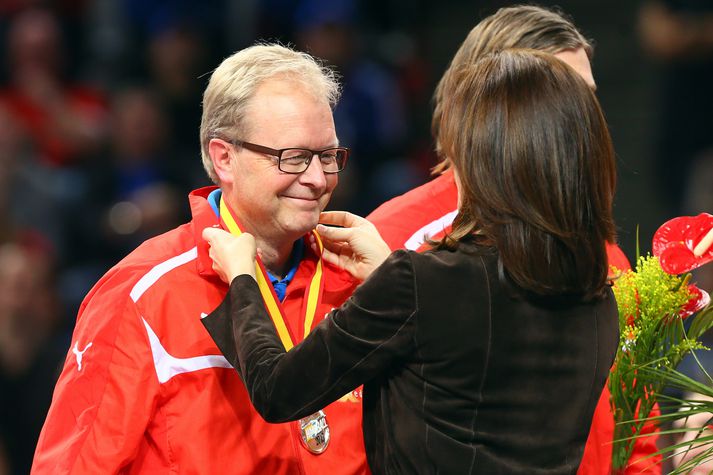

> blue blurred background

[{"left": 0, "top": 0, "right": 710, "bottom": 473}]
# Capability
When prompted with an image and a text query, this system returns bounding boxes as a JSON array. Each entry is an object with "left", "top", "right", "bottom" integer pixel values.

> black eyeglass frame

[{"left": 228, "top": 139, "right": 349, "bottom": 174}]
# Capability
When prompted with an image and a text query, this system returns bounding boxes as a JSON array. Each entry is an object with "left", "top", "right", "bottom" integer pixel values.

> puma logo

[{"left": 72, "top": 341, "right": 93, "bottom": 371}]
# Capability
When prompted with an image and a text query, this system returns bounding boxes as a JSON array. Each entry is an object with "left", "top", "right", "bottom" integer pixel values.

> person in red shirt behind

[{"left": 367, "top": 6, "right": 660, "bottom": 474}]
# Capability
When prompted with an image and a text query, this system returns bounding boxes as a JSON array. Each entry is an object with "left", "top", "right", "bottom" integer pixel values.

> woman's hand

[
  {"left": 314, "top": 211, "right": 391, "bottom": 281},
  {"left": 202, "top": 227, "right": 257, "bottom": 283}
]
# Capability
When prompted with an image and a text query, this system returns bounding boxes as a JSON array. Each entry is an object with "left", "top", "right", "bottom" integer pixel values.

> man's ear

[{"left": 208, "top": 138, "right": 234, "bottom": 185}]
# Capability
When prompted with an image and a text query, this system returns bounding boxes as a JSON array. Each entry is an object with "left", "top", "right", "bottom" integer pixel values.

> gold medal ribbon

[{"left": 219, "top": 196, "right": 324, "bottom": 350}]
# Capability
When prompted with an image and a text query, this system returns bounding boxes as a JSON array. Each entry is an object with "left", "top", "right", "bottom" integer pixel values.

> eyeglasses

[{"left": 231, "top": 139, "right": 349, "bottom": 174}]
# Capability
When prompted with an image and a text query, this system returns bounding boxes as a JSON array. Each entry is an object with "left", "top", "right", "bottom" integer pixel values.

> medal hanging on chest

[
  {"left": 298, "top": 409, "right": 330, "bottom": 454},
  {"left": 219, "top": 197, "right": 331, "bottom": 454}
]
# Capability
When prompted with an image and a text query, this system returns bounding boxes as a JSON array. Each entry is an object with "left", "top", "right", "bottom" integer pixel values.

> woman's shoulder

[
  {"left": 400, "top": 242, "right": 498, "bottom": 289},
  {"left": 412, "top": 240, "right": 497, "bottom": 266}
]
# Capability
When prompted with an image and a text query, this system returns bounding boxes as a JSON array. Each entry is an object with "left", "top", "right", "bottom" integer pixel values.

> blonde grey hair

[{"left": 200, "top": 43, "right": 341, "bottom": 183}]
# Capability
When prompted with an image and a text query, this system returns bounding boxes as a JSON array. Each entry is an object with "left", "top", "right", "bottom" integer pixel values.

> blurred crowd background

[{"left": 0, "top": 0, "right": 710, "bottom": 473}]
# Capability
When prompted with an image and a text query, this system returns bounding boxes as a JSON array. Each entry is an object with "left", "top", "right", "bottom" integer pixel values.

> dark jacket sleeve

[{"left": 202, "top": 250, "right": 418, "bottom": 423}]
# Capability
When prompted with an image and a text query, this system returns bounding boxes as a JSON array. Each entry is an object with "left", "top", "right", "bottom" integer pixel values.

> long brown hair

[
  {"left": 437, "top": 49, "right": 616, "bottom": 299},
  {"left": 432, "top": 5, "right": 592, "bottom": 174}
]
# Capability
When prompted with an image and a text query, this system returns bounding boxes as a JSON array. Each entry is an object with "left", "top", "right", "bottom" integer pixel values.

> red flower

[
  {"left": 680, "top": 284, "right": 710, "bottom": 319},
  {"left": 652, "top": 213, "right": 713, "bottom": 274}
]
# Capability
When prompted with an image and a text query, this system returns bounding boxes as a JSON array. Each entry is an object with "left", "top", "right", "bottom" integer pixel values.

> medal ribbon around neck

[{"left": 219, "top": 196, "right": 325, "bottom": 350}]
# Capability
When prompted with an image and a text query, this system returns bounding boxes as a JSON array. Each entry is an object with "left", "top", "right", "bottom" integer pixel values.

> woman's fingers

[
  {"left": 326, "top": 240, "right": 350, "bottom": 257},
  {"left": 321, "top": 243, "right": 356, "bottom": 273},
  {"left": 202, "top": 226, "right": 230, "bottom": 244},
  {"left": 319, "top": 211, "right": 367, "bottom": 228},
  {"left": 236, "top": 233, "right": 257, "bottom": 255},
  {"left": 202, "top": 228, "right": 257, "bottom": 282},
  {"left": 320, "top": 248, "right": 342, "bottom": 268},
  {"left": 321, "top": 237, "right": 347, "bottom": 259},
  {"left": 316, "top": 223, "right": 354, "bottom": 243},
  {"left": 318, "top": 211, "right": 351, "bottom": 227}
]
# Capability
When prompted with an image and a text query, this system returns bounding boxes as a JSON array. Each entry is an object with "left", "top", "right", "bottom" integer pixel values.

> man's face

[
  {"left": 554, "top": 47, "right": 596, "bottom": 90},
  {"left": 224, "top": 79, "right": 339, "bottom": 243}
]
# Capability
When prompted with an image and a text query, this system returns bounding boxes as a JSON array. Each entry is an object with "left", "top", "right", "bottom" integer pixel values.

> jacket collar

[
  {"left": 189, "top": 186, "right": 222, "bottom": 278},
  {"left": 188, "top": 186, "right": 358, "bottom": 292}
]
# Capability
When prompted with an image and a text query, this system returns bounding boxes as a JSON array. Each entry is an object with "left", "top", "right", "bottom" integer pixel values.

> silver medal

[{"left": 298, "top": 410, "right": 330, "bottom": 454}]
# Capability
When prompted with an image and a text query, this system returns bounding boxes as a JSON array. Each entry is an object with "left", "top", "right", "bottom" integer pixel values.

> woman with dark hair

[{"left": 201, "top": 49, "right": 619, "bottom": 474}]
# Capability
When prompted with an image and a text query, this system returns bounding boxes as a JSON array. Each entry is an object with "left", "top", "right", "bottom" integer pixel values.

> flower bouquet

[{"left": 609, "top": 213, "right": 713, "bottom": 472}]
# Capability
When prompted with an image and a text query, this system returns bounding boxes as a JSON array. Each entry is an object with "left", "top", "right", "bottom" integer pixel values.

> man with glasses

[{"left": 32, "top": 44, "right": 368, "bottom": 474}]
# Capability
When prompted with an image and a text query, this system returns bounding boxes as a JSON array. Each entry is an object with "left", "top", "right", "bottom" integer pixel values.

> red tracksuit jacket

[
  {"left": 367, "top": 171, "right": 661, "bottom": 475},
  {"left": 32, "top": 186, "right": 369, "bottom": 475}
]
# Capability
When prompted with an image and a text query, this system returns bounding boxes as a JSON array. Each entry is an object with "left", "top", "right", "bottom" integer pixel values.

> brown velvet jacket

[{"left": 203, "top": 242, "right": 618, "bottom": 475}]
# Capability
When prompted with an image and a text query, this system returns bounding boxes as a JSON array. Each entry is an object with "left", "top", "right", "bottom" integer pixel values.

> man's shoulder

[
  {"left": 65, "top": 223, "right": 203, "bottom": 350},
  {"left": 115, "top": 223, "right": 193, "bottom": 272},
  {"left": 85, "top": 223, "right": 198, "bottom": 306}
]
